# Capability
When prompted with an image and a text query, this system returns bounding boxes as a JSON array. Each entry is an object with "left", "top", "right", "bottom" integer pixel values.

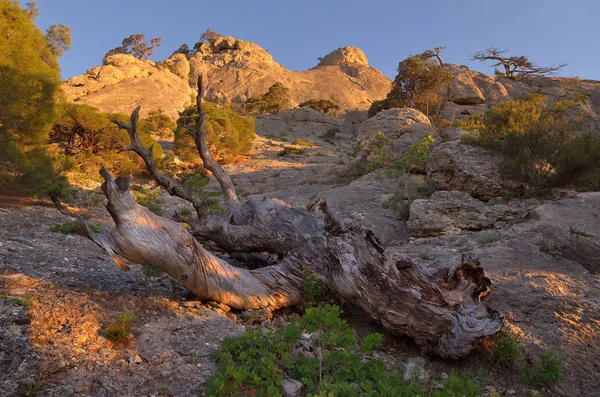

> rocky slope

[{"left": 62, "top": 36, "right": 391, "bottom": 119}]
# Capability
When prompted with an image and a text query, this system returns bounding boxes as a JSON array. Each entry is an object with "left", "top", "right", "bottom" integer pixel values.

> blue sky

[{"left": 34, "top": 0, "right": 599, "bottom": 81}]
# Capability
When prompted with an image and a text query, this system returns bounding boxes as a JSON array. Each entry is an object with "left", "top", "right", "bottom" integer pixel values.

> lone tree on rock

[
  {"left": 471, "top": 47, "right": 567, "bottom": 79},
  {"left": 77, "top": 76, "right": 503, "bottom": 359},
  {"left": 104, "top": 34, "right": 162, "bottom": 61}
]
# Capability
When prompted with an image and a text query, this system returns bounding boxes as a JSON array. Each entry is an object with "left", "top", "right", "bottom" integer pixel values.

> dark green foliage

[
  {"left": 180, "top": 172, "right": 225, "bottom": 214},
  {"left": 141, "top": 108, "right": 175, "bottom": 138},
  {"left": 459, "top": 94, "right": 600, "bottom": 191},
  {"left": 370, "top": 49, "right": 453, "bottom": 119},
  {"left": 48, "top": 103, "right": 163, "bottom": 182},
  {"left": 174, "top": 102, "right": 255, "bottom": 163},
  {"left": 0, "top": 1, "right": 69, "bottom": 195},
  {"left": 1, "top": 293, "right": 33, "bottom": 307},
  {"left": 299, "top": 98, "right": 340, "bottom": 115},
  {"left": 205, "top": 304, "right": 482, "bottom": 396},
  {"left": 105, "top": 313, "right": 133, "bottom": 344},
  {"left": 242, "top": 83, "right": 292, "bottom": 114},
  {"left": 104, "top": 34, "right": 162, "bottom": 61}
]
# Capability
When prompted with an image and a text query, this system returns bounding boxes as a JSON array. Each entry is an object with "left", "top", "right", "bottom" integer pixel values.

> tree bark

[{"left": 79, "top": 76, "right": 503, "bottom": 358}]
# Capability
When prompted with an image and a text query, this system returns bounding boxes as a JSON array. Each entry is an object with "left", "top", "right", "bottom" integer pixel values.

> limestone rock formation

[
  {"left": 357, "top": 108, "right": 436, "bottom": 161},
  {"left": 63, "top": 37, "right": 391, "bottom": 119},
  {"left": 407, "top": 191, "right": 534, "bottom": 238},
  {"left": 62, "top": 54, "right": 194, "bottom": 120},
  {"left": 426, "top": 140, "right": 515, "bottom": 201}
]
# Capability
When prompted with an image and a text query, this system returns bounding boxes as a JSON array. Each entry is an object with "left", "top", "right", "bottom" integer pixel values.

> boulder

[
  {"left": 448, "top": 70, "right": 486, "bottom": 105},
  {"left": 317, "top": 47, "right": 369, "bottom": 67},
  {"left": 357, "top": 108, "right": 436, "bottom": 161},
  {"left": 426, "top": 140, "right": 514, "bottom": 201},
  {"left": 407, "top": 191, "right": 534, "bottom": 238},
  {"left": 164, "top": 53, "right": 190, "bottom": 79}
]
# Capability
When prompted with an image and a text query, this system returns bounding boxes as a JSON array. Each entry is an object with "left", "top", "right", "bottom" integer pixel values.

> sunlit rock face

[{"left": 62, "top": 37, "right": 391, "bottom": 119}]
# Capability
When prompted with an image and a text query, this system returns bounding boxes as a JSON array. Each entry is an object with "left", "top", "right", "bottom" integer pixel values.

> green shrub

[
  {"left": 105, "top": 313, "right": 133, "bottom": 344},
  {"left": 49, "top": 221, "right": 103, "bottom": 234},
  {"left": 131, "top": 184, "right": 164, "bottom": 215},
  {"left": 175, "top": 102, "right": 255, "bottom": 164},
  {"left": 299, "top": 99, "right": 339, "bottom": 115},
  {"left": 460, "top": 94, "right": 600, "bottom": 191},
  {"left": 242, "top": 82, "right": 291, "bottom": 114},
  {"left": 292, "top": 139, "right": 316, "bottom": 147},
  {"left": 205, "top": 304, "right": 482, "bottom": 397},
  {"left": 525, "top": 349, "right": 564, "bottom": 387},
  {"left": 490, "top": 330, "right": 524, "bottom": 367}
]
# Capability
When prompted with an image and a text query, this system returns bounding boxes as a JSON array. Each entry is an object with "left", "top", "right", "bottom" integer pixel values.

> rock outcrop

[
  {"left": 407, "top": 191, "right": 534, "bottom": 238},
  {"left": 357, "top": 108, "right": 436, "bottom": 161},
  {"left": 63, "top": 37, "right": 391, "bottom": 119},
  {"left": 426, "top": 140, "right": 515, "bottom": 201},
  {"left": 63, "top": 54, "right": 195, "bottom": 120}
]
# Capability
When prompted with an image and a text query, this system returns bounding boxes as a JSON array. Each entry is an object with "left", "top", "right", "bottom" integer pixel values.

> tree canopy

[
  {"left": 299, "top": 99, "right": 340, "bottom": 115},
  {"left": 242, "top": 83, "right": 292, "bottom": 114},
  {"left": 0, "top": 0, "right": 68, "bottom": 193},
  {"left": 369, "top": 48, "right": 453, "bottom": 119},
  {"left": 104, "top": 34, "right": 163, "bottom": 61},
  {"left": 471, "top": 47, "right": 567, "bottom": 79}
]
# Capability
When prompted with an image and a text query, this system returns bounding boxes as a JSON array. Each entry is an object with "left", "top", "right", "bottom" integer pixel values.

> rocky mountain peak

[{"left": 317, "top": 47, "right": 368, "bottom": 67}]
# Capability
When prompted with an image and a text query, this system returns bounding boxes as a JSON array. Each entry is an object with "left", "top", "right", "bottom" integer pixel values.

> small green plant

[
  {"left": 302, "top": 270, "right": 324, "bottom": 306},
  {"left": 1, "top": 294, "right": 33, "bottom": 306},
  {"left": 278, "top": 146, "right": 306, "bottom": 156},
  {"left": 479, "top": 234, "right": 502, "bottom": 246},
  {"left": 105, "top": 313, "right": 133, "bottom": 344},
  {"left": 525, "top": 348, "right": 565, "bottom": 387},
  {"left": 292, "top": 139, "right": 316, "bottom": 147},
  {"left": 131, "top": 184, "right": 164, "bottom": 215},
  {"left": 569, "top": 226, "right": 592, "bottom": 239},
  {"left": 143, "top": 265, "right": 162, "bottom": 277},
  {"left": 490, "top": 330, "right": 524, "bottom": 367},
  {"left": 49, "top": 221, "right": 103, "bottom": 234},
  {"left": 320, "top": 126, "right": 340, "bottom": 145},
  {"left": 49, "top": 222, "right": 76, "bottom": 234}
]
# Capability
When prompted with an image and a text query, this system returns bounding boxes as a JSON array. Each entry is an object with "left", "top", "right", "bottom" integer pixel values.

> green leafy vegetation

[
  {"left": 459, "top": 94, "right": 600, "bottom": 192},
  {"left": 524, "top": 349, "right": 565, "bottom": 387},
  {"left": 381, "top": 135, "right": 435, "bottom": 219},
  {"left": 105, "top": 313, "right": 133, "bottom": 344},
  {"left": 180, "top": 172, "right": 225, "bottom": 214},
  {"left": 1, "top": 293, "right": 33, "bottom": 307},
  {"left": 48, "top": 102, "right": 164, "bottom": 186},
  {"left": 0, "top": 1, "right": 70, "bottom": 196},
  {"left": 486, "top": 330, "right": 564, "bottom": 389},
  {"left": 242, "top": 82, "right": 292, "bottom": 114},
  {"left": 131, "top": 184, "right": 164, "bottom": 215},
  {"left": 205, "top": 304, "right": 482, "bottom": 396},
  {"left": 175, "top": 102, "right": 255, "bottom": 164},
  {"left": 298, "top": 98, "right": 340, "bottom": 115},
  {"left": 369, "top": 48, "right": 453, "bottom": 121}
]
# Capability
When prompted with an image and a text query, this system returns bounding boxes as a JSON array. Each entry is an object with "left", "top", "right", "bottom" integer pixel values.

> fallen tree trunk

[{"left": 79, "top": 77, "right": 502, "bottom": 358}]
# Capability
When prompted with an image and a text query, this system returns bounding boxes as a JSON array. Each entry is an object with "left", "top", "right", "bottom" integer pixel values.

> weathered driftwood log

[{"left": 79, "top": 77, "right": 502, "bottom": 358}]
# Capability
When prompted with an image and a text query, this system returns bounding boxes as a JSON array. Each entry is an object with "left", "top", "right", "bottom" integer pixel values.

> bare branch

[
  {"left": 111, "top": 108, "right": 211, "bottom": 220},
  {"left": 192, "top": 75, "right": 240, "bottom": 208},
  {"left": 471, "top": 47, "right": 566, "bottom": 79}
]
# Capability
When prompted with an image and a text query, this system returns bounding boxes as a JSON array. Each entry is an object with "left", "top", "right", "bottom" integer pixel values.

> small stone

[
  {"left": 13, "top": 317, "right": 31, "bottom": 326},
  {"left": 196, "top": 363, "right": 202, "bottom": 368},
  {"left": 281, "top": 378, "right": 304, "bottom": 397},
  {"left": 129, "top": 354, "right": 143, "bottom": 364},
  {"left": 403, "top": 357, "right": 429, "bottom": 381},
  {"left": 506, "top": 389, "right": 516, "bottom": 395}
]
